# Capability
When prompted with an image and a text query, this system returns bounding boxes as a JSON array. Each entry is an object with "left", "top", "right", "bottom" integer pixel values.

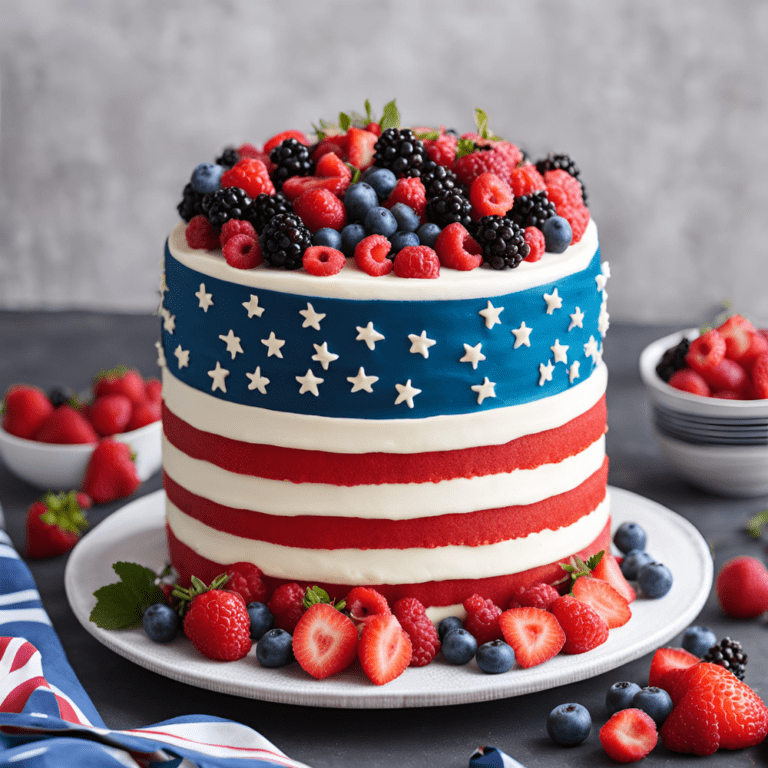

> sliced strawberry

[
  {"left": 648, "top": 647, "right": 700, "bottom": 692},
  {"left": 591, "top": 553, "right": 636, "bottom": 603},
  {"left": 311, "top": 135, "right": 348, "bottom": 163},
  {"left": 358, "top": 614, "right": 412, "bottom": 685},
  {"left": 292, "top": 603, "right": 358, "bottom": 680},
  {"left": 572, "top": 576, "right": 631, "bottom": 629},
  {"left": 498, "top": 607, "right": 565, "bottom": 668},
  {"left": 685, "top": 329, "right": 726, "bottom": 374},
  {"left": 316, "top": 151, "right": 352, "bottom": 180},
  {"left": 281, "top": 175, "right": 349, "bottom": 201},
  {"left": 600, "top": 708, "right": 658, "bottom": 763},
  {"left": 346, "top": 126, "right": 377, "bottom": 171},
  {"left": 716, "top": 314, "right": 756, "bottom": 360},
  {"left": 346, "top": 586, "right": 391, "bottom": 626}
]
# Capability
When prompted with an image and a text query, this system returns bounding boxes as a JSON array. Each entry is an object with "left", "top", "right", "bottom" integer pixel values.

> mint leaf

[
  {"left": 415, "top": 130, "right": 440, "bottom": 141},
  {"left": 338, "top": 112, "right": 351, "bottom": 132},
  {"left": 90, "top": 561, "right": 165, "bottom": 630},
  {"left": 364, "top": 99, "right": 372, "bottom": 123},
  {"left": 455, "top": 137, "right": 476, "bottom": 160},
  {"left": 379, "top": 99, "right": 400, "bottom": 131},
  {"left": 475, "top": 108, "right": 490, "bottom": 139}
]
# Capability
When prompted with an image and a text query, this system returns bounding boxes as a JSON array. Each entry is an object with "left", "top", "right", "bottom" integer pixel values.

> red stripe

[
  {"left": 0, "top": 676, "right": 48, "bottom": 714},
  {"left": 9, "top": 641, "right": 36, "bottom": 674},
  {"left": 0, "top": 637, "right": 14, "bottom": 657},
  {"left": 167, "top": 518, "right": 611, "bottom": 609},
  {"left": 162, "top": 396, "right": 606, "bottom": 485},
  {"left": 54, "top": 694, "right": 81, "bottom": 724},
  {"left": 164, "top": 459, "right": 608, "bottom": 550}
]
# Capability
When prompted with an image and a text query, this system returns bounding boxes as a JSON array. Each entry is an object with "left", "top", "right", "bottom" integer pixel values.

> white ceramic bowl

[
  {"left": 0, "top": 420, "right": 162, "bottom": 491},
  {"left": 640, "top": 329, "right": 768, "bottom": 497}
]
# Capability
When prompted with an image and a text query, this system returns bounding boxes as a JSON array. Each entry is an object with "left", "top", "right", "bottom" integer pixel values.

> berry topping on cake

[
  {"left": 177, "top": 183, "right": 206, "bottom": 223},
  {"left": 523, "top": 226, "right": 545, "bottom": 262},
  {"left": 292, "top": 603, "right": 358, "bottom": 679},
  {"left": 251, "top": 191, "right": 293, "bottom": 233},
  {"left": 294, "top": 187, "right": 347, "bottom": 233},
  {"left": 536, "top": 152, "right": 587, "bottom": 205},
  {"left": 269, "top": 138, "right": 315, "bottom": 190},
  {"left": 541, "top": 216, "right": 573, "bottom": 254},
  {"left": 302, "top": 245, "right": 345, "bottom": 276},
  {"left": 392, "top": 597, "right": 440, "bottom": 667},
  {"left": 222, "top": 233, "right": 262, "bottom": 269},
  {"left": 508, "top": 190, "right": 556, "bottom": 230},
  {"left": 263, "top": 130, "right": 310, "bottom": 155},
  {"left": 498, "top": 607, "right": 565, "bottom": 668},
  {"left": 463, "top": 594, "right": 503, "bottom": 645},
  {"left": 185, "top": 214, "right": 220, "bottom": 250},
  {"left": 221, "top": 158, "right": 276, "bottom": 199},
  {"left": 702, "top": 637, "right": 747, "bottom": 680},
  {"left": 354, "top": 234, "right": 394, "bottom": 276},
  {"left": 469, "top": 173, "right": 514, "bottom": 218},
  {"left": 419, "top": 164, "right": 465, "bottom": 201},
  {"left": 434, "top": 222, "right": 482, "bottom": 271},
  {"left": 346, "top": 586, "right": 391, "bottom": 626},
  {"left": 202, "top": 186, "right": 253, "bottom": 232},
  {"left": 358, "top": 614, "right": 413, "bottom": 685},
  {"left": 215, "top": 146, "right": 240, "bottom": 169},
  {"left": 346, "top": 126, "right": 378, "bottom": 171},
  {"left": 383, "top": 177, "right": 427, "bottom": 221},
  {"left": 425, "top": 187, "right": 473, "bottom": 229},
  {"left": 422, "top": 131, "right": 458, "bottom": 170},
  {"left": 393, "top": 245, "right": 440, "bottom": 279},
  {"left": 224, "top": 562, "right": 269, "bottom": 605},
  {"left": 473, "top": 215, "right": 530, "bottom": 270},
  {"left": 550, "top": 595, "right": 609, "bottom": 654},
  {"left": 267, "top": 582, "right": 306, "bottom": 633},
  {"left": 219, "top": 218, "right": 257, "bottom": 246},
  {"left": 509, "top": 582, "right": 560, "bottom": 611},
  {"left": 373, "top": 127, "right": 428, "bottom": 178},
  {"left": 543, "top": 169, "right": 585, "bottom": 209},
  {"left": 259, "top": 212, "right": 312, "bottom": 270},
  {"left": 454, "top": 150, "right": 513, "bottom": 188}
]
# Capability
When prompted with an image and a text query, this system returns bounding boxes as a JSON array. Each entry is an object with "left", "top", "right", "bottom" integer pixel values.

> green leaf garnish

[
  {"left": 555, "top": 551, "right": 606, "bottom": 591},
  {"left": 455, "top": 137, "right": 477, "bottom": 160},
  {"left": 338, "top": 112, "right": 351, "bottom": 132},
  {"left": 90, "top": 561, "right": 166, "bottom": 630},
  {"left": 415, "top": 130, "right": 440, "bottom": 141},
  {"left": 475, "top": 108, "right": 490, "bottom": 139},
  {"left": 379, "top": 99, "right": 400, "bottom": 131},
  {"left": 364, "top": 99, "right": 372, "bottom": 123},
  {"left": 746, "top": 510, "right": 768, "bottom": 539},
  {"left": 303, "top": 585, "right": 346, "bottom": 612}
]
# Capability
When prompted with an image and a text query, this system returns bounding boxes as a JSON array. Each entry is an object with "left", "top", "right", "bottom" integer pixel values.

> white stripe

[
  {"left": 0, "top": 637, "right": 29, "bottom": 681},
  {"left": 7, "top": 746, "right": 49, "bottom": 762},
  {"left": 0, "top": 544, "right": 20, "bottom": 561},
  {"left": 0, "top": 641, "right": 46, "bottom": 702},
  {"left": 163, "top": 435, "right": 605, "bottom": 518},
  {"left": 0, "top": 589, "right": 40, "bottom": 607},
  {"left": 0, "top": 532, "right": 11, "bottom": 545},
  {"left": 0, "top": 607, "right": 52, "bottom": 627},
  {"left": 167, "top": 496, "right": 610, "bottom": 585},
  {"left": 162, "top": 363, "right": 607, "bottom": 453}
]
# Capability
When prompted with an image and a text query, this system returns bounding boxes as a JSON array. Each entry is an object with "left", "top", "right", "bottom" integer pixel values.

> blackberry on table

[
  {"left": 269, "top": 138, "right": 314, "bottom": 190},
  {"left": 201, "top": 186, "right": 253, "bottom": 231},
  {"left": 656, "top": 338, "right": 691, "bottom": 382},
  {"left": 177, "top": 183, "right": 206, "bottom": 223},
  {"left": 373, "top": 128, "right": 428, "bottom": 178},
  {"left": 508, "top": 190, "right": 557, "bottom": 230},
  {"left": 473, "top": 215, "right": 530, "bottom": 270},
  {"left": 703, "top": 637, "right": 747, "bottom": 680},
  {"left": 251, "top": 191, "right": 293, "bottom": 233},
  {"left": 425, "top": 188, "right": 473, "bottom": 229},
  {"left": 419, "top": 164, "right": 466, "bottom": 200},
  {"left": 259, "top": 212, "right": 312, "bottom": 270},
  {"left": 535, "top": 152, "right": 588, "bottom": 206},
  {"left": 215, "top": 147, "right": 240, "bottom": 169}
]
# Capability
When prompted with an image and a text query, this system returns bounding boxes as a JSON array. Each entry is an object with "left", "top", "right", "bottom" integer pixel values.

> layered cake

[{"left": 159, "top": 109, "right": 609, "bottom": 618}]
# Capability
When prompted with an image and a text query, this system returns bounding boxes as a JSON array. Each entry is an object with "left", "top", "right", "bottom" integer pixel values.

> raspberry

[
  {"left": 222, "top": 234, "right": 263, "bottom": 269},
  {"left": 551, "top": 595, "right": 609, "bottom": 654},
  {"left": 392, "top": 597, "right": 440, "bottom": 667},
  {"left": 511, "top": 582, "right": 560, "bottom": 611},
  {"left": 346, "top": 586, "right": 391, "bottom": 625},
  {"left": 558, "top": 203, "right": 591, "bottom": 244},
  {"left": 751, "top": 353, "right": 768, "bottom": 398},
  {"left": 461, "top": 134, "right": 523, "bottom": 167},
  {"left": 454, "top": 151, "right": 512, "bottom": 187},
  {"left": 524, "top": 226, "right": 546, "bottom": 262},
  {"left": 354, "top": 234, "right": 393, "bottom": 277},
  {"left": 544, "top": 169, "right": 584, "bottom": 209},
  {"left": 384, "top": 177, "right": 427, "bottom": 221},
  {"left": 434, "top": 222, "right": 482, "bottom": 270},
  {"left": 183, "top": 589, "right": 252, "bottom": 661},
  {"left": 263, "top": 129, "right": 310, "bottom": 155},
  {"left": 668, "top": 369, "right": 711, "bottom": 396},
  {"left": 462, "top": 594, "right": 503, "bottom": 645},
  {"left": 225, "top": 562, "right": 269, "bottom": 605},
  {"left": 185, "top": 215, "right": 219, "bottom": 250},
  {"left": 303, "top": 246, "right": 345, "bottom": 276},
  {"left": 221, "top": 158, "right": 276, "bottom": 199},
  {"left": 423, "top": 132, "right": 458, "bottom": 170},
  {"left": 219, "top": 218, "right": 257, "bottom": 247},
  {"left": 237, "top": 142, "right": 275, "bottom": 173},
  {"left": 316, "top": 151, "right": 352, "bottom": 180},
  {"left": 293, "top": 188, "right": 347, "bottom": 233},
  {"left": 508, "top": 164, "right": 546, "bottom": 198},
  {"left": 267, "top": 582, "right": 305, "bottom": 632},
  {"left": 469, "top": 173, "right": 514, "bottom": 218},
  {"left": 393, "top": 245, "right": 440, "bottom": 279},
  {"left": 686, "top": 329, "right": 727, "bottom": 374},
  {"left": 699, "top": 358, "right": 749, "bottom": 395}
]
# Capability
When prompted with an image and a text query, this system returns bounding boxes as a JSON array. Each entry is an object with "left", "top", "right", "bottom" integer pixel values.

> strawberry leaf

[
  {"left": 338, "top": 112, "right": 351, "bottom": 132},
  {"left": 303, "top": 585, "right": 346, "bottom": 612},
  {"left": 364, "top": 99, "right": 372, "bottom": 123},
  {"left": 455, "top": 138, "right": 476, "bottom": 160},
  {"left": 415, "top": 130, "right": 440, "bottom": 141},
  {"left": 379, "top": 99, "right": 400, "bottom": 131},
  {"left": 90, "top": 561, "right": 165, "bottom": 630}
]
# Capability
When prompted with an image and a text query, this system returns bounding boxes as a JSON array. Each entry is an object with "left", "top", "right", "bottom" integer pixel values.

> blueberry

[
  {"left": 142, "top": 603, "right": 179, "bottom": 644},
  {"left": 632, "top": 686, "right": 673, "bottom": 727},
  {"left": 256, "top": 628, "right": 294, "bottom": 668},
  {"left": 246, "top": 601, "right": 274, "bottom": 641},
  {"left": 364, "top": 168, "right": 397, "bottom": 201},
  {"left": 312, "top": 227, "right": 343, "bottom": 250},
  {"left": 542, "top": 216, "right": 572, "bottom": 254},
  {"left": 614, "top": 522, "right": 648, "bottom": 554},
  {"left": 437, "top": 615, "right": 463, "bottom": 640},
  {"left": 546, "top": 702, "right": 592, "bottom": 746},
  {"left": 390, "top": 203, "right": 420, "bottom": 232},
  {"left": 364, "top": 206, "right": 398, "bottom": 237},
  {"left": 441, "top": 628, "right": 477, "bottom": 665},
  {"left": 389, "top": 230, "right": 420, "bottom": 255},
  {"left": 416, "top": 222, "right": 442, "bottom": 248},
  {"left": 340, "top": 223, "right": 367, "bottom": 257},
  {"left": 191, "top": 163, "right": 224, "bottom": 195},
  {"left": 605, "top": 680, "right": 642, "bottom": 715},
  {"left": 681, "top": 625, "right": 717, "bottom": 658},
  {"left": 343, "top": 183, "right": 379, "bottom": 222},
  {"left": 637, "top": 562, "right": 673, "bottom": 598},
  {"left": 620, "top": 550, "right": 655, "bottom": 580},
  {"left": 476, "top": 640, "right": 515, "bottom": 674}
]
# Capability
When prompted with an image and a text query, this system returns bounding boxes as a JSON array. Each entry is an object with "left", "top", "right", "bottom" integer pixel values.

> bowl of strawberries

[
  {"left": 639, "top": 314, "right": 768, "bottom": 496},
  {"left": 0, "top": 367, "right": 162, "bottom": 491}
]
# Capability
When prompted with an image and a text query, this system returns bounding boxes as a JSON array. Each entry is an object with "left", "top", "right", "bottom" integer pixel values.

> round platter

[{"left": 65, "top": 486, "right": 712, "bottom": 709}]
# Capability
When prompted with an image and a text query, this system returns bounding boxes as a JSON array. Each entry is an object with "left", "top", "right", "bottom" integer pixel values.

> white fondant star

[
  {"left": 539, "top": 360, "right": 555, "bottom": 386},
  {"left": 246, "top": 366, "right": 270, "bottom": 394},
  {"left": 208, "top": 361, "right": 229, "bottom": 393},
  {"left": 174, "top": 344, "right": 190, "bottom": 369},
  {"left": 219, "top": 329, "right": 243, "bottom": 359},
  {"left": 311, "top": 342, "right": 339, "bottom": 371},
  {"left": 460, "top": 342, "right": 486, "bottom": 370},
  {"left": 551, "top": 339, "right": 569, "bottom": 365},
  {"left": 296, "top": 368, "right": 324, "bottom": 396},
  {"left": 471, "top": 377, "right": 497, "bottom": 405},
  {"left": 347, "top": 367, "right": 379, "bottom": 393},
  {"left": 261, "top": 332, "right": 285, "bottom": 358},
  {"left": 154, "top": 340, "right": 166, "bottom": 368},
  {"left": 300, "top": 302, "right": 326, "bottom": 331},
  {"left": 196, "top": 283, "right": 214, "bottom": 312},
  {"left": 596, "top": 273, "right": 608, "bottom": 292},
  {"left": 408, "top": 331, "right": 437, "bottom": 359},
  {"left": 511, "top": 322, "right": 532, "bottom": 349},
  {"left": 163, "top": 312, "right": 176, "bottom": 333},
  {"left": 568, "top": 307, "right": 585, "bottom": 331},
  {"left": 569, "top": 360, "right": 581, "bottom": 384},
  {"left": 543, "top": 288, "right": 563, "bottom": 315},
  {"left": 584, "top": 335, "right": 601, "bottom": 363},
  {"left": 479, "top": 300, "right": 504, "bottom": 329},
  {"left": 599, "top": 307, "right": 610, "bottom": 338},
  {"left": 356, "top": 322, "right": 385, "bottom": 350},
  {"left": 395, "top": 379, "right": 422, "bottom": 409},
  {"left": 242, "top": 294, "right": 265, "bottom": 319}
]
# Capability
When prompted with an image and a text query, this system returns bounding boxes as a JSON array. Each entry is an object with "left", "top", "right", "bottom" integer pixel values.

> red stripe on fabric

[
  {"left": 167, "top": 518, "right": 611, "bottom": 610},
  {"left": 0, "top": 676, "right": 48, "bottom": 714},
  {"left": 54, "top": 694, "right": 81, "bottom": 724},
  {"left": 9, "top": 641, "right": 37, "bottom": 674},
  {"left": 162, "top": 396, "right": 606, "bottom": 486},
  {"left": 164, "top": 459, "right": 608, "bottom": 550},
  {"left": 0, "top": 637, "right": 15, "bottom": 657}
]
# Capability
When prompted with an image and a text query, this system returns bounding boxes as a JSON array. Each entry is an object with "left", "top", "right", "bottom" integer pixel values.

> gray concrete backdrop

[{"left": 1, "top": 0, "right": 767, "bottom": 322}]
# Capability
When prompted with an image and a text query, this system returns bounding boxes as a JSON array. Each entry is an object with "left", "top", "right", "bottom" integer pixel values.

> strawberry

[
  {"left": 392, "top": 597, "right": 440, "bottom": 667},
  {"left": 89, "top": 394, "right": 132, "bottom": 437},
  {"left": 25, "top": 491, "right": 88, "bottom": 559},
  {"left": 2, "top": 385, "right": 54, "bottom": 439},
  {"left": 550, "top": 595, "right": 609, "bottom": 654},
  {"left": 498, "top": 607, "right": 565, "bottom": 668},
  {"left": 81, "top": 438, "right": 141, "bottom": 504},
  {"left": 144, "top": 378, "right": 162, "bottom": 404},
  {"left": 281, "top": 175, "right": 349, "bottom": 202},
  {"left": 591, "top": 552, "right": 637, "bottom": 603},
  {"left": 469, "top": 173, "right": 514, "bottom": 218},
  {"left": 224, "top": 561, "right": 269, "bottom": 605},
  {"left": 34, "top": 405, "right": 98, "bottom": 444},
  {"left": 751, "top": 352, "right": 768, "bottom": 398},
  {"left": 716, "top": 555, "right": 768, "bottom": 619},
  {"left": 315, "top": 151, "right": 352, "bottom": 180},
  {"left": 508, "top": 164, "right": 546, "bottom": 198},
  {"left": 599, "top": 708, "right": 658, "bottom": 763},
  {"left": 454, "top": 150, "right": 513, "bottom": 187},
  {"left": 125, "top": 399, "right": 161, "bottom": 432},
  {"left": 698, "top": 358, "right": 749, "bottom": 396},
  {"left": 346, "top": 126, "right": 377, "bottom": 171},
  {"left": 263, "top": 129, "right": 309, "bottom": 155},
  {"left": 716, "top": 314, "right": 757, "bottom": 360},
  {"left": 660, "top": 662, "right": 768, "bottom": 755},
  {"left": 93, "top": 366, "right": 145, "bottom": 406},
  {"left": 346, "top": 586, "right": 391, "bottom": 626},
  {"left": 685, "top": 329, "right": 726, "bottom": 374},
  {"left": 311, "top": 135, "right": 348, "bottom": 162},
  {"left": 267, "top": 582, "right": 305, "bottom": 632},
  {"left": 358, "top": 614, "right": 412, "bottom": 685},
  {"left": 292, "top": 603, "right": 358, "bottom": 679},
  {"left": 571, "top": 576, "right": 631, "bottom": 629},
  {"left": 668, "top": 368, "right": 711, "bottom": 397},
  {"left": 648, "top": 647, "right": 700, "bottom": 694},
  {"left": 294, "top": 188, "right": 347, "bottom": 233},
  {"left": 365, "top": 122, "right": 381, "bottom": 137}
]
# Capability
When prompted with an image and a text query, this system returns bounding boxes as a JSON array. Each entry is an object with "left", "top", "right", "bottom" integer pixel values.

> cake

[{"left": 159, "top": 108, "right": 609, "bottom": 620}]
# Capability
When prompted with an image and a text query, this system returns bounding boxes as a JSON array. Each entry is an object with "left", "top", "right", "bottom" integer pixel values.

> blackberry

[
  {"left": 177, "top": 182, "right": 206, "bottom": 223},
  {"left": 259, "top": 212, "right": 312, "bottom": 270},
  {"left": 703, "top": 638, "right": 747, "bottom": 681},
  {"left": 215, "top": 147, "right": 240, "bottom": 169},
  {"left": 508, "top": 190, "right": 557, "bottom": 230},
  {"left": 656, "top": 338, "right": 691, "bottom": 382},
  {"left": 419, "top": 164, "right": 465, "bottom": 200},
  {"left": 373, "top": 128, "right": 428, "bottom": 178},
  {"left": 473, "top": 215, "right": 530, "bottom": 270},
  {"left": 251, "top": 191, "right": 293, "bottom": 233},
  {"left": 201, "top": 186, "right": 253, "bottom": 231},
  {"left": 535, "top": 152, "right": 588, "bottom": 206},
  {"left": 269, "top": 138, "right": 314, "bottom": 190},
  {"left": 425, "top": 188, "right": 473, "bottom": 229},
  {"left": 48, "top": 385, "right": 75, "bottom": 409}
]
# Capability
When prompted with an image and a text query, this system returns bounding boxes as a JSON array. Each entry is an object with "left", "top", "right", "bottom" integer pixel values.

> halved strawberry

[
  {"left": 311, "top": 135, "right": 348, "bottom": 163},
  {"left": 591, "top": 553, "right": 637, "bottom": 604},
  {"left": 292, "top": 603, "right": 358, "bottom": 680},
  {"left": 281, "top": 175, "right": 349, "bottom": 201},
  {"left": 358, "top": 614, "right": 412, "bottom": 685},
  {"left": 346, "top": 126, "right": 377, "bottom": 171},
  {"left": 572, "top": 576, "right": 631, "bottom": 629},
  {"left": 648, "top": 647, "right": 700, "bottom": 693},
  {"left": 600, "top": 708, "right": 658, "bottom": 763},
  {"left": 498, "top": 607, "right": 565, "bottom": 668},
  {"left": 346, "top": 586, "right": 390, "bottom": 626},
  {"left": 316, "top": 151, "right": 352, "bottom": 180},
  {"left": 716, "top": 314, "right": 756, "bottom": 361}
]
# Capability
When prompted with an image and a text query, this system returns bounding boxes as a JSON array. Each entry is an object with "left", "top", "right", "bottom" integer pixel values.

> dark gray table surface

[{"left": 1, "top": 310, "right": 767, "bottom": 767}]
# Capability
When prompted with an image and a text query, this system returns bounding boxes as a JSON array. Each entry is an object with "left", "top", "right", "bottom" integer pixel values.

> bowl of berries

[
  {"left": 0, "top": 367, "right": 162, "bottom": 491},
  {"left": 639, "top": 314, "right": 768, "bottom": 496}
]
